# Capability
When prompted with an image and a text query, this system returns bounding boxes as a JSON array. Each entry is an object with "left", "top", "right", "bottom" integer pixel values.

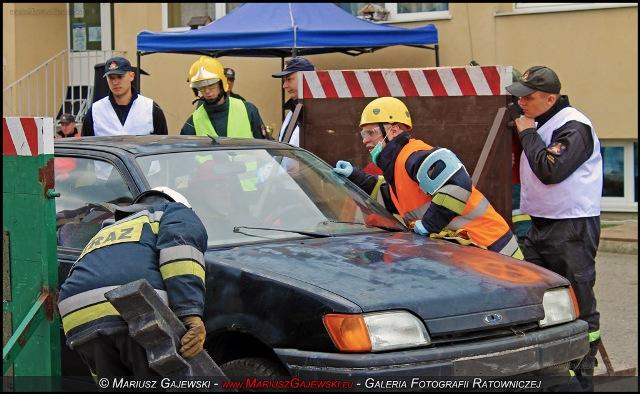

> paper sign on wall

[
  {"left": 72, "top": 23, "right": 86, "bottom": 51},
  {"left": 88, "top": 26, "right": 102, "bottom": 42},
  {"left": 73, "top": 3, "right": 84, "bottom": 18}
]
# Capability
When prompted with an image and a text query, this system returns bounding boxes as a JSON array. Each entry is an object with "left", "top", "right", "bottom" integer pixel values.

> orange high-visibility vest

[{"left": 388, "top": 139, "right": 513, "bottom": 250}]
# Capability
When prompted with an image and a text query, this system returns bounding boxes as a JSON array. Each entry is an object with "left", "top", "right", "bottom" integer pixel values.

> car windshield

[{"left": 136, "top": 148, "right": 405, "bottom": 247}]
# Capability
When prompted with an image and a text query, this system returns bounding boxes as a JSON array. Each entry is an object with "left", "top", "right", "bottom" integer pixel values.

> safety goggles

[
  {"left": 197, "top": 84, "right": 220, "bottom": 93},
  {"left": 359, "top": 126, "right": 383, "bottom": 140}
]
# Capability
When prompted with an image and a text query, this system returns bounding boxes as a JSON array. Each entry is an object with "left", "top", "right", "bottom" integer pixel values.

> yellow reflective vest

[{"left": 193, "top": 97, "right": 252, "bottom": 138}]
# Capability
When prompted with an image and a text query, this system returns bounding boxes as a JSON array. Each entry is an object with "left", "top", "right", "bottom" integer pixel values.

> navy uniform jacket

[{"left": 58, "top": 202, "right": 208, "bottom": 348}]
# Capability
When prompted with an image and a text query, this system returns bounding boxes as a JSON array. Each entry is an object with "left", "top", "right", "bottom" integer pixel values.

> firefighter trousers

[
  {"left": 74, "top": 332, "right": 159, "bottom": 379},
  {"left": 522, "top": 215, "right": 600, "bottom": 333}
]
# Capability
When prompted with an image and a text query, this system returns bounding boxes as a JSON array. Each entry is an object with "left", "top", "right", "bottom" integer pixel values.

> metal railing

[
  {"left": 3, "top": 49, "right": 66, "bottom": 120},
  {"left": 3, "top": 50, "right": 124, "bottom": 125}
]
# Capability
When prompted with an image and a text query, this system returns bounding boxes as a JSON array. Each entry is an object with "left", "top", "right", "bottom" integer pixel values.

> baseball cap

[
  {"left": 104, "top": 57, "right": 135, "bottom": 77},
  {"left": 505, "top": 66, "right": 561, "bottom": 97},
  {"left": 271, "top": 57, "right": 315, "bottom": 78},
  {"left": 59, "top": 113, "right": 76, "bottom": 124},
  {"left": 224, "top": 68, "right": 236, "bottom": 80}
]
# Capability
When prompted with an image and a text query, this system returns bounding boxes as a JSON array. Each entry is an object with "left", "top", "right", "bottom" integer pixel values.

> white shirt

[{"left": 278, "top": 110, "right": 300, "bottom": 147}]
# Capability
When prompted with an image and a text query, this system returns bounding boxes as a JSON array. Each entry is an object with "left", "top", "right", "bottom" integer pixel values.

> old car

[{"left": 54, "top": 135, "right": 588, "bottom": 380}]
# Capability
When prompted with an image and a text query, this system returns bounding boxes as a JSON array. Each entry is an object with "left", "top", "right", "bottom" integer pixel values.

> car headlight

[
  {"left": 323, "top": 311, "right": 431, "bottom": 352},
  {"left": 539, "top": 287, "right": 579, "bottom": 328}
]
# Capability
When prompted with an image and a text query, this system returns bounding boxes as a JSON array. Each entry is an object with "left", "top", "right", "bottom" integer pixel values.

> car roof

[{"left": 54, "top": 135, "right": 295, "bottom": 156}]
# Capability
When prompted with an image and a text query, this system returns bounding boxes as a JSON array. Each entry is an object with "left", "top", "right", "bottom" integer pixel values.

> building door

[
  {"left": 69, "top": 3, "right": 112, "bottom": 52},
  {"left": 65, "top": 3, "right": 115, "bottom": 120},
  {"left": 67, "top": 3, "right": 114, "bottom": 86}
]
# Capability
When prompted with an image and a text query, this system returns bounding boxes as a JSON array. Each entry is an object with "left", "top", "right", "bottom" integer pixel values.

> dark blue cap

[
  {"left": 272, "top": 57, "right": 315, "bottom": 77},
  {"left": 104, "top": 57, "right": 134, "bottom": 77},
  {"left": 59, "top": 113, "right": 75, "bottom": 124}
]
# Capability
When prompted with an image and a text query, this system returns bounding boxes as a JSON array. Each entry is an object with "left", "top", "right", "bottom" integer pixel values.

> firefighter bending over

[{"left": 58, "top": 187, "right": 208, "bottom": 378}]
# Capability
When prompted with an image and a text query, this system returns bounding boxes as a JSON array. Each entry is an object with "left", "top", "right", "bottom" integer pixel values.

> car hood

[{"left": 206, "top": 232, "right": 567, "bottom": 331}]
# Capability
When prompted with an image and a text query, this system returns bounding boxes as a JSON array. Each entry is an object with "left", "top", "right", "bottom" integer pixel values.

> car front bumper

[{"left": 275, "top": 319, "right": 588, "bottom": 378}]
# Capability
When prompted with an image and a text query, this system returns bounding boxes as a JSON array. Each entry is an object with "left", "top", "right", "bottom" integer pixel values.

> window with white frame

[
  {"left": 165, "top": 3, "right": 242, "bottom": 30},
  {"left": 600, "top": 140, "right": 638, "bottom": 212},
  {"left": 336, "top": 3, "right": 449, "bottom": 22}
]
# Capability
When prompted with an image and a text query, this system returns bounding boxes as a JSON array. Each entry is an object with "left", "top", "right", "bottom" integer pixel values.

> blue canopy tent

[
  {"left": 135, "top": 3, "right": 439, "bottom": 113},
  {"left": 137, "top": 3, "right": 438, "bottom": 59}
]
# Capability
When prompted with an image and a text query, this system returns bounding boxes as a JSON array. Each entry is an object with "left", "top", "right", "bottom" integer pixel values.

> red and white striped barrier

[
  {"left": 2, "top": 117, "right": 54, "bottom": 156},
  {"left": 299, "top": 66, "right": 513, "bottom": 99}
]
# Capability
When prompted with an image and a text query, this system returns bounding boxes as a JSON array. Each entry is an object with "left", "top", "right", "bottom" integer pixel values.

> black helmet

[{"left": 224, "top": 67, "right": 235, "bottom": 80}]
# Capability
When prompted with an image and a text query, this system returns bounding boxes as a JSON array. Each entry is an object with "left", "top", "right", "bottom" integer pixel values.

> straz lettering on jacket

[{"left": 78, "top": 214, "right": 160, "bottom": 261}]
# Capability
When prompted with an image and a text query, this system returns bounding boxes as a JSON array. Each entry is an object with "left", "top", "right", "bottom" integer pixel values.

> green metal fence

[{"left": 2, "top": 117, "right": 60, "bottom": 390}]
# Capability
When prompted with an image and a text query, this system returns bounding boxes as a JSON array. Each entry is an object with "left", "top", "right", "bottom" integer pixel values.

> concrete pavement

[
  {"left": 599, "top": 220, "right": 638, "bottom": 255},
  {"left": 593, "top": 251, "right": 638, "bottom": 376}
]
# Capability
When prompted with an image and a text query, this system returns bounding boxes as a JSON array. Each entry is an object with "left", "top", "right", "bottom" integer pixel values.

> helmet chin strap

[
  {"left": 204, "top": 91, "right": 226, "bottom": 106},
  {"left": 201, "top": 81, "right": 226, "bottom": 105},
  {"left": 378, "top": 122, "right": 389, "bottom": 144}
]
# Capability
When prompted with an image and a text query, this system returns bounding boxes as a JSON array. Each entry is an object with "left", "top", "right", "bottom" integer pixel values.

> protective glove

[
  {"left": 180, "top": 315, "right": 206, "bottom": 359},
  {"left": 333, "top": 160, "right": 353, "bottom": 177},
  {"left": 413, "top": 220, "right": 429, "bottom": 236}
]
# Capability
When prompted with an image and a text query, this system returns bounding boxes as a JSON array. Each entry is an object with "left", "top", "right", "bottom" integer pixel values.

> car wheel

[{"left": 221, "top": 357, "right": 288, "bottom": 378}]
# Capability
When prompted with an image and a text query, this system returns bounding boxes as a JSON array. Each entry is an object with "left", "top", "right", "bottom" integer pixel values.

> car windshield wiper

[
  {"left": 320, "top": 219, "right": 405, "bottom": 232},
  {"left": 233, "top": 226, "right": 333, "bottom": 238}
]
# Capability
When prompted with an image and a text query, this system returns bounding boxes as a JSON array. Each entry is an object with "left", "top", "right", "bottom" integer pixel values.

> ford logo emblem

[{"left": 483, "top": 313, "right": 503, "bottom": 325}]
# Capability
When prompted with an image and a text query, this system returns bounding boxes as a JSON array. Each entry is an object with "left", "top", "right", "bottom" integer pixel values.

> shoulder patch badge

[{"left": 547, "top": 142, "right": 566, "bottom": 156}]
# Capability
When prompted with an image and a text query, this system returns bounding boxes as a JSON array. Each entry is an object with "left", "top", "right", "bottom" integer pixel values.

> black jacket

[{"left": 58, "top": 203, "right": 208, "bottom": 348}]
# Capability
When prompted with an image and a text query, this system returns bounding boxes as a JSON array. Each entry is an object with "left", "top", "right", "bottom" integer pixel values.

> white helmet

[{"left": 133, "top": 186, "right": 191, "bottom": 208}]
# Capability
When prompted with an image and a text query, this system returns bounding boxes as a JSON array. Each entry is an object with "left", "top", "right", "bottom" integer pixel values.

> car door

[{"left": 54, "top": 149, "right": 139, "bottom": 380}]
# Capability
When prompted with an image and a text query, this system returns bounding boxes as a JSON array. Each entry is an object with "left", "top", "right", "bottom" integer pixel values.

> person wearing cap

[
  {"left": 332, "top": 97, "right": 523, "bottom": 260},
  {"left": 56, "top": 113, "right": 80, "bottom": 138},
  {"left": 58, "top": 187, "right": 208, "bottom": 379},
  {"left": 271, "top": 56, "right": 315, "bottom": 147},
  {"left": 82, "top": 56, "right": 168, "bottom": 137},
  {"left": 506, "top": 66, "right": 603, "bottom": 377},
  {"left": 181, "top": 56, "right": 266, "bottom": 139},
  {"left": 224, "top": 67, "right": 246, "bottom": 101}
]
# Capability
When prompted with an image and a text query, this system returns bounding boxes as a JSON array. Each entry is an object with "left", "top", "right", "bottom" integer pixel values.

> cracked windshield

[{"left": 137, "top": 149, "right": 404, "bottom": 246}]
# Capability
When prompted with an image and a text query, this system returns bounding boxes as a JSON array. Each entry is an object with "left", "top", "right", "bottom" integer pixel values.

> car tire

[{"left": 221, "top": 357, "right": 288, "bottom": 378}]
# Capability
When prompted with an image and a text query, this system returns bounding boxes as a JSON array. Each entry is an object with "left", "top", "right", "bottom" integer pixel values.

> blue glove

[
  {"left": 413, "top": 220, "right": 428, "bottom": 236},
  {"left": 333, "top": 160, "right": 353, "bottom": 177}
]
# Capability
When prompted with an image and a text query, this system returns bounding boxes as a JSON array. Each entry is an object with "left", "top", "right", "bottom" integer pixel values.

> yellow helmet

[
  {"left": 187, "top": 56, "right": 228, "bottom": 92},
  {"left": 359, "top": 97, "right": 412, "bottom": 129}
]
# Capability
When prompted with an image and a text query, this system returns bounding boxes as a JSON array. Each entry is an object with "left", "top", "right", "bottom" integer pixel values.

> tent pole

[
  {"left": 136, "top": 51, "right": 141, "bottom": 92},
  {"left": 281, "top": 56, "right": 285, "bottom": 124},
  {"left": 435, "top": 44, "right": 440, "bottom": 67}
]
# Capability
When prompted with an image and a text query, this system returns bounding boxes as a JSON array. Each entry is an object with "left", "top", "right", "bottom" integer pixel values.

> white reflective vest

[
  {"left": 92, "top": 95, "right": 154, "bottom": 136},
  {"left": 520, "top": 107, "right": 602, "bottom": 219},
  {"left": 278, "top": 110, "right": 300, "bottom": 147}
]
